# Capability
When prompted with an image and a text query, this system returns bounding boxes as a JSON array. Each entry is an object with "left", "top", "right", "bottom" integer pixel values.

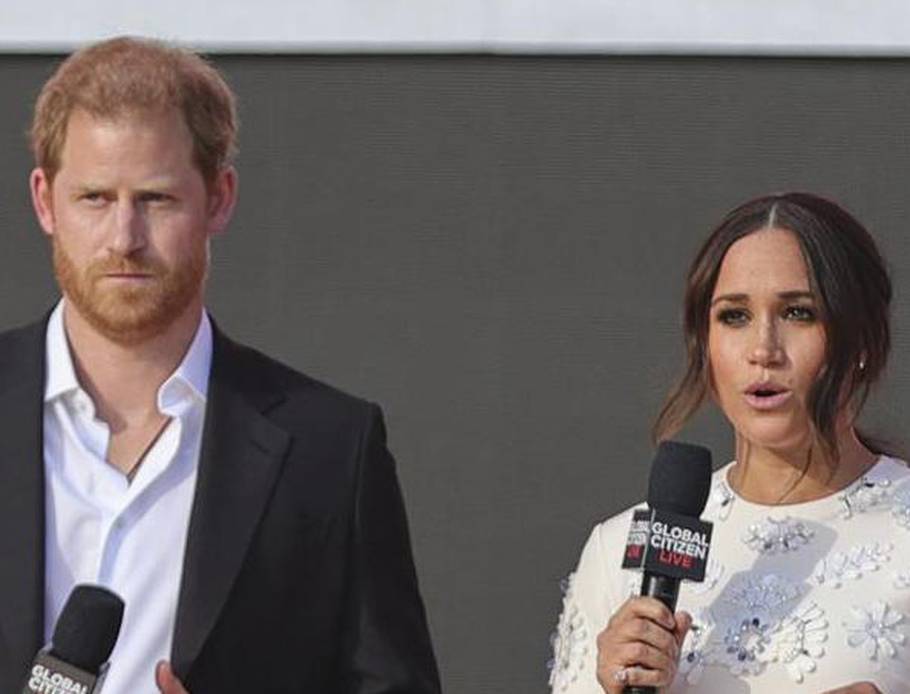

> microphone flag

[{"left": 621, "top": 507, "right": 713, "bottom": 582}]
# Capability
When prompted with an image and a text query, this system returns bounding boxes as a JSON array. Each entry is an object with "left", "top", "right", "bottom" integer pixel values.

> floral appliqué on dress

[
  {"left": 715, "top": 574, "right": 802, "bottom": 676},
  {"left": 549, "top": 573, "right": 590, "bottom": 691},
  {"left": 843, "top": 601, "right": 906, "bottom": 661},
  {"left": 839, "top": 476, "right": 892, "bottom": 519},
  {"left": 812, "top": 542, "right": 892, "bottom": 588},
  {"left": 769, "top": 601, "right": 828, "bottom": 683},
  {"left": 742, "top": 516, "right": 813, "bottom": 554},
  {"left": 891, "top": 483, "right": 910, "bottom": 530},
  {"left": 678, "top": 609, "right": 715, "bottom": 685},
  {"left": 708, "top": 477, "right": 736, "bottom": 521}
]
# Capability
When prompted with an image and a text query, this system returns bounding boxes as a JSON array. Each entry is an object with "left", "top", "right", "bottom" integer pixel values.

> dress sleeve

[{"left": 550, "top": 521, "right": 629, "bottom": 694}]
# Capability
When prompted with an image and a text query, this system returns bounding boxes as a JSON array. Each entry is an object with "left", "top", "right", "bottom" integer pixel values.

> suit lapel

[
  {"left": 0, "top": 321, "right": 47, "bottom": 671},
  {"left": 171, "top": 332, "right": 290, "bottom": 678}
]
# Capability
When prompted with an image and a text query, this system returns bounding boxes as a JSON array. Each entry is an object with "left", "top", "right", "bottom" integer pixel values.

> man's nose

[{"left": 107, "top": 199, "right": 147, "bottom": 255}]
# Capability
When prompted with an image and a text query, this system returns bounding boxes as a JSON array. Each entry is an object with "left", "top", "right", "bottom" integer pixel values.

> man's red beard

[{"left": 52, "top": 237, "right": 207, "bottom": 346}]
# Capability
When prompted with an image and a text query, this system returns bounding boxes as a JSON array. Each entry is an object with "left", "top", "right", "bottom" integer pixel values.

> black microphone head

[
  {"left": 51, "top": 585, "right": 124, "bottom": 673},
  {"left": 647, "top": 440, "right": 713, "bottom": 517}
]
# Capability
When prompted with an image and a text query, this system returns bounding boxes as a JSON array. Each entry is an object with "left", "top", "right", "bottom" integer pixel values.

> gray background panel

[{"left": 2, "top": 55, "right": 909, "bottom": 693}]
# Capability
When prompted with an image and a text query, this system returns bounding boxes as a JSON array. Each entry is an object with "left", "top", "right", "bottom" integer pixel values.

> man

[{"left": 0, "top": 37, "right": 441, "bottom": 693}]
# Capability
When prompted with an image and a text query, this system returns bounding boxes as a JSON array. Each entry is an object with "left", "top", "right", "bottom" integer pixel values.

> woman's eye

[
  {"left": 784, "top": 305, "right": 817, "bottom": 322},
  {"left": 716, "top": 308, "right": 749, "bottom": 326}
]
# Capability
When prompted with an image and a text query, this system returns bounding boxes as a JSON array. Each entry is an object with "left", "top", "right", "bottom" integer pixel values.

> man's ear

[
  {"left": 207, "top": 166, "right": 238, "bottom": 237},
  {"left": 30, "top": 167, "right": 56, "bottom": 237}
]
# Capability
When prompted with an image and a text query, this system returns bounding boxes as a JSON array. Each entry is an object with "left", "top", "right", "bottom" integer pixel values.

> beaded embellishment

[
  {"left": 678, "top": 609, "right": 715, "bottom": 684},
  {"left": 548, "top": 574, "right": 590, "bottom": 691},
  {"left": 713, "top": 574, "right": 802, "bottom": 676},
  {"left": 742, "top": 516, "right": 813, "bottom": 554},
  {"left": 812, "top": 543, "right": 892, "bottom": 588},
  {"left": 891, "top": 484, "right": 910, "bottom": 529},
  {"left": 708, "top": 478, "right": 736, "bottom": 521},
  {"left": 839, "top": 476, "right": 892, "bottom": 519},
  {"left": 724, "top": 574, "right": 801, "bottom": 614},
  {"left": 769, "top": 602, "right": 828, "bottom": 683},
  {"left": 843, "top": 601, "right": 906, "bottom": 660}
]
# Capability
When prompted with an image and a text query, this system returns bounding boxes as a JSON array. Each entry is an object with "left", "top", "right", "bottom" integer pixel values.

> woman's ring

[{"left": 612, "top": 666, "right": 629, "bottom": 683}]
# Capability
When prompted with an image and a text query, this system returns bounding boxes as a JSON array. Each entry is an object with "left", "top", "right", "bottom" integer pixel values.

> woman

[{"left": 550, "top": 193, "right": 908, "bottom": 694}]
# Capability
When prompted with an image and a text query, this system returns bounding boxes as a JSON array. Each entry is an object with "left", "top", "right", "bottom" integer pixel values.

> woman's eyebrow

[
  {"left": 778, "top": 290, "right": 815, "bottom": 300},
  {"left": 710, "top": 293, "right": 748, "bottom": 306},
  {"left": 710, "top": 289, "right": 814, "bottom": 307}
]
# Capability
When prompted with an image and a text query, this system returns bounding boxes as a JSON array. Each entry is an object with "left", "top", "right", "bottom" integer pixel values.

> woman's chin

[{"left": 734, "top": 421, "right": 813, "bottom": 455}]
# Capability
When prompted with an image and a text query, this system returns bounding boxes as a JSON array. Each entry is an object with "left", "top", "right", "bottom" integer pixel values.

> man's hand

[
  {"left": 821, "top": 683, "right": 882, "bottom": 694},
  {"left": 155, "top": 661, "right": 189, "bottom": 694}
]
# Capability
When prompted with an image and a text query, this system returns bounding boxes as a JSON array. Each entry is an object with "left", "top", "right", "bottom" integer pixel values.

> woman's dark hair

[{"left": 653, "top": 192, "right": 892, "bottom": 458}]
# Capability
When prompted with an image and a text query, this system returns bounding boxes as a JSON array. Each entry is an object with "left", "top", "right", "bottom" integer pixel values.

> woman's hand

[
  {"left": 821, "top": 684, "right": 882, "bottom": 694},
  {"left": 596, "top": 596, "right": 691, "bottom": 693}
]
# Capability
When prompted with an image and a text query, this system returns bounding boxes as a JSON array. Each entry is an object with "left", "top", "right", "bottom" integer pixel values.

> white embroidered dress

[{"left": 550, "top": 456, "right": 910, "bottom": 693}]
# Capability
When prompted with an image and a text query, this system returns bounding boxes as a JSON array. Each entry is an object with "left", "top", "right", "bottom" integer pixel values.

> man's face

[{"left": 31, "top": 107, "right": 235, "bottom": 345}]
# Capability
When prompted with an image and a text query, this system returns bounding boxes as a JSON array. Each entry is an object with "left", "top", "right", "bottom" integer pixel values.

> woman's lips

[{"left": 744, "top": 390, "right": 792, "bottom": 410}]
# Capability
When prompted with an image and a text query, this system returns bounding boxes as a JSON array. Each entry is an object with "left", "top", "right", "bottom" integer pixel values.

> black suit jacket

[{"left": 0, "top": 317, "right": 441, "bottom": 693}]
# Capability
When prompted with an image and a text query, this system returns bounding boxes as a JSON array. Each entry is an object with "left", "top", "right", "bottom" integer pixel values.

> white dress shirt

[{"left": 43, "top": 301, "right": 211, "bottom": 693}]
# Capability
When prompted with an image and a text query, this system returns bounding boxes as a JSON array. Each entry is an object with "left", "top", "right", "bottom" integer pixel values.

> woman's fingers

[
  {"left": 606, "top": 598, "right": 683, "bottom": 656},
  {"left": 611, "top": 639, "right": 676, "bottom": 673},
  {"left": 616, "top": 616, "right": 680, "bottom": 659},
  {"left": 611, "top": 596, "right": 676, "bottom": 631},
  {"left": 673, "top": 610, "right": 693, "bottom": 647},
  {"left": 599, "top": 660, "right": 677, "bottom": 692},
  {"left": 615, "top": 665, "right": 673, "bottom": 689},
  {"left": 596, "top": 597, "right": 687, "bottom": 693}
]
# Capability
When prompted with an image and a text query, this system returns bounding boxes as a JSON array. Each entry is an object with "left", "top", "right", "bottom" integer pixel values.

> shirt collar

[
  {"left": 44, "top": 300, "right": 213, "bottom": 408},
  {"left": 45, "top": 301, "right": 79, "bottom": 403},
  {"left": 159, "top": 310, "right": 212, "bottom": 410}
]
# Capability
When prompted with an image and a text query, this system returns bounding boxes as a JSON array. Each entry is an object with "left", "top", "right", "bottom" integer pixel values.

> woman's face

[{"left": 707, "top": 227, "right": 827, "bottom": 453}]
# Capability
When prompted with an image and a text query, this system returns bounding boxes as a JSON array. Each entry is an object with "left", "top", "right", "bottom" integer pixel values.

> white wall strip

[{"left": 3, "top": 0, "right": 910, "bottom": 55}]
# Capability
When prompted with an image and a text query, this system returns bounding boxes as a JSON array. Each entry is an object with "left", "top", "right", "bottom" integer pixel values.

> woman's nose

[{"left": 748, "top": 321, "right": 785, "bottom": 366}]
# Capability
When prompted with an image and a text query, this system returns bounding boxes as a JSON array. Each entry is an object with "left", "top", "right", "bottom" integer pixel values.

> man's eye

[
  {"left": 139, "top": 192, "right": 172, "bottom": 204},
  {"left": 785, "top": 305, "right": 817, "bottom": 322},
  {"left": 716, "top": 308, "right": 749, "bottom": 326}
]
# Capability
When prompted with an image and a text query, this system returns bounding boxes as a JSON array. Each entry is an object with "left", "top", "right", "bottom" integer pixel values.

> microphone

[
  {"left": 22, "top": 585, "right": 125, "bottom": 694},
  {"left": 621, "top": 441, "right": 713, "bottom": 694}
]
